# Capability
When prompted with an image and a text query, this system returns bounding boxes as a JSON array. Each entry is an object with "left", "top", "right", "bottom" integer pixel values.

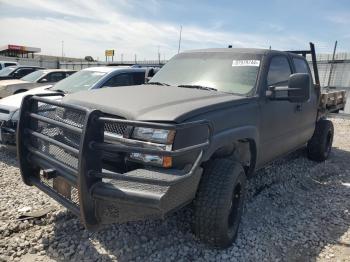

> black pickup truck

[{"left": 17, "top": 43, "right": 346, "bottom": 248}]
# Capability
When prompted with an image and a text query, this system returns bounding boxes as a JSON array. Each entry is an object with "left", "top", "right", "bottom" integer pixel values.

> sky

[{"left": 1, "top": 0, "right": 350, "bottom": 61}]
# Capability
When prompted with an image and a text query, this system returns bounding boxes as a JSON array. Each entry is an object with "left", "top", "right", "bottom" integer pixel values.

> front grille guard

[{"left": 17, "top": 94, "right": 212, "bottom": 228}]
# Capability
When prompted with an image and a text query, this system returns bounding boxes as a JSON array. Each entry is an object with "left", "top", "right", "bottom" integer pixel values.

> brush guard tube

[{"left": 17, "top": 94, "right": 211, "bottom": 229}]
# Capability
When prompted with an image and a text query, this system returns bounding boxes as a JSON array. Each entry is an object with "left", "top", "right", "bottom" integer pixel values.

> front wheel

[
  {"left": 193, "top": 159, "right": 246, "bottom": 248},
  {"left": 307, "top": 119, "right": 334, "bottom": 162}
]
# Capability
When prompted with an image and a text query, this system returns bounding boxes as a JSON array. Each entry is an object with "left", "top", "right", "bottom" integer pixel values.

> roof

[
  {"left": 14, "top": 65, "right": 45, "bottom": 69},
  {"left": 183, "top": 47, "right": 305, "bottom": 58},
  {"left": 183, "top": 48, "right": 271, "bottom": 55},
  {"left": 82, "top": 66, "right": 145, "bottom": 73},
  {"left": 39, "top": 69, "right": 76, "bottom": 73}
]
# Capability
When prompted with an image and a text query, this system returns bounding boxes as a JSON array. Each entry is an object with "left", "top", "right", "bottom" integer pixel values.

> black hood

[{"left": 63, "top": 85, "right": 247, "bottom": 122}]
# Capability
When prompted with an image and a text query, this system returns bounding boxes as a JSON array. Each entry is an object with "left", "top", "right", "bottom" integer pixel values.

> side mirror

[
  {"left": 13, "top": 72, "right": 20, "bottom": 78},
  {"left": 266, "top": 73, "right": 310, "bottom": 103},
  {"left": 39, "top": 78, "right": 48, "bottom": 83}
]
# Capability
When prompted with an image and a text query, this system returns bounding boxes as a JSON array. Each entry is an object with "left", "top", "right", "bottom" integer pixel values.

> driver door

[{"left": 259, "top": 55, "right": 302, "bottom": 164}]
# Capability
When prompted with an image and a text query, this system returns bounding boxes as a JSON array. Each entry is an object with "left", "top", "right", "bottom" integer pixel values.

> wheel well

[
  {"left": 14, "top": 89, "right": 28, "bottom": 94},
  {"left": 211, "top": 139, "right": 257, "bottom": 176}
]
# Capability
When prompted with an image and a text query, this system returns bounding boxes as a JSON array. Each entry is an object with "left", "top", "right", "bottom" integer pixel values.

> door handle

[{"left": 295, "top": 104, "right": 302, "bottom": 112}]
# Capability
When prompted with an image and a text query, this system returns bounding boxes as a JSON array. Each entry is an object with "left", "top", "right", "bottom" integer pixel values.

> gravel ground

[{"left": 0, "top": 118, "right": 349, "bottom": 262}]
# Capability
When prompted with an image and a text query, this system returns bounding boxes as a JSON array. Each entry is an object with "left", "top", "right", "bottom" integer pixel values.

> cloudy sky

[{"left": 0, "top": 0, "right": 350, "bottom": 61}]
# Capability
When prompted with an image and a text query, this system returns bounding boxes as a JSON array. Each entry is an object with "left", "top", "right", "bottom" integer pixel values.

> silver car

[{"left": 0, "top": 69, "right": 76, "bottom": 98}]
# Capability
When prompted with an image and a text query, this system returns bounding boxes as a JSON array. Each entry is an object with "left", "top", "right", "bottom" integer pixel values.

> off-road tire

[
  {"left": 193, "top": 159, "right": 246, "bottom": 248},
  {"left": 307, "top": 119, "right": 334, "bottom": 162}
]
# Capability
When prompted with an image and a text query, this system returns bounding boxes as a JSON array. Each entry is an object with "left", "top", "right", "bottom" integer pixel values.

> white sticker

[{"left": 232, "top": 60, "right": 260, "bottom": 67}]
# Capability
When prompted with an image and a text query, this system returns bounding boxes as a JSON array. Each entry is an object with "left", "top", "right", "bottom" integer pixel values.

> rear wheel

[
  {"left": 307, "top": 119, "right": 334, "bottom": 162},
  {"left": 193, "top": 159, "right": 246, "bottom": 248}
]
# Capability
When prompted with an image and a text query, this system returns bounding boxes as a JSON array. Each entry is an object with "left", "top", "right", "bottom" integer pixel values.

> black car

[{"left": 0, "top": 66, "right": 45, "bottom": 80}]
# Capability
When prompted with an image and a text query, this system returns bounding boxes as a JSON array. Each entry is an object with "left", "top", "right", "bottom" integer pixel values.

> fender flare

[{"left": 204, "top": 125, "right": 259, "bottom": 163}]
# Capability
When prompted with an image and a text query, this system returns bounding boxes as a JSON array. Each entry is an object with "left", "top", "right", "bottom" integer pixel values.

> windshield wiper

[
  {"left": 177, "top": 84, "right": 217, "bottom": 91},
  {"left": 146, "top": 81, "right": 170, "bottom": 86}
]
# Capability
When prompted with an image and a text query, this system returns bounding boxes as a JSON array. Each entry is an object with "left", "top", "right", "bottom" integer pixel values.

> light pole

[
  {"left": 177, "top": 25, "right": 182, "bottom": 54},
  {"left": 61, "top": 40, "right": 64, "bottom": 59}
]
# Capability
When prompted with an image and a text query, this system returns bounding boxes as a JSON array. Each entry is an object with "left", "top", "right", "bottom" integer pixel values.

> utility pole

[
  {"left": 61, "top": 40, "right": 64, "bottom": 59},
  {"left": 158, "top": 45, "right": 161, "bottom": 64},
  {"left": 177, "top": 25, "right": 182, "bottom": 54},
  {"left": 327, "top": 40, "right": 337, "bottom": 87}
]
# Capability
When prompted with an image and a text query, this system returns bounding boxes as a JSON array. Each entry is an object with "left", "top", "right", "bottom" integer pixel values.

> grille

[
  {"left": 30, "top": 103, "right": 87, "bottom": 170},
  {"left": 28, "top": 100, "right": 131, "bottom": 212},
  {"left": 37, "top": 103, "right": 86, "bottom": 128},
  {"left": 104, "top": 122, "right": 128, "bottom": 137},
  {"left": 30, "top": 102, "right": 129, "bottom": 171}
]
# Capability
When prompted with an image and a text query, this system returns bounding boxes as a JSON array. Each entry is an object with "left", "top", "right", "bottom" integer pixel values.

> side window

[
  {"left": 66, "top": 71, "right": 76, "bottom": 77},
  {"left": 103, "top": 74, "right": 133, "bottom": 87},
  {"left": 16, "top": 68, "right": 35, "bottom": 78},
  {"left": 293, "top": 58, "right": 309, "bottom": 74},
  {"left": 0, "top": 64, "right": 2, "bottom": 70},
  {"left": 46, "top": 72, "right": 66, "bottom": 82},
  {"left": 267, "top": 56, "right": 292, "bottom": 86},
  {"left": 132, "top": 72, "right": 146, "bottom": 85},
  {"left": 4, "top": 63, "right": 16, "bottom": 67}
]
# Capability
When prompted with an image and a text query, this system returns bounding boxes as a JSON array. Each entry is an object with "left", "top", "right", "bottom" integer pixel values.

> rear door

[{"left": 259, "top": 55, "right": 303, "bottom": 164}]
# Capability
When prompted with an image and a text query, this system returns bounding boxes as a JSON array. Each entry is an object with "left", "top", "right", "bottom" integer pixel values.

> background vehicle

[
  {"left": 17, "top": 43, "right": 346, "bottom": 248},
  {"left": 0, "top": 66, "right": 150, "bottom": 145},
  {"left": 0, "top": 61, "right": 18, "bottom": 70},
  {"left": 0, "top": 69, "right": 76, "bottom": 98},
  {"left": 0, "top": 66, "right": 44, "bottom": 80}
]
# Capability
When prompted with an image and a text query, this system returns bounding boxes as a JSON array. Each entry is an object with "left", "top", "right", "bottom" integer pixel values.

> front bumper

[
  {"left": 0, "top": 88, "right": 11, "bottom": 99},
  {"left": 0, "top": 120, "right": 17, "bottom": 145},
  {"left": 17, "top": 94, "right": 211, "bottom": 229}
]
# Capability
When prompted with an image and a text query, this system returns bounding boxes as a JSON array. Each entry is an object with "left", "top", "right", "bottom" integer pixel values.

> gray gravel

[{"left": 0, "top": 118, "right": 350, "bottom": 262}]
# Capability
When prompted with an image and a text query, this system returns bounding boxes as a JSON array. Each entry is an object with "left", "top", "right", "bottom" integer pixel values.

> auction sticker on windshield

[{"left": 232, "top": 60, "right": 260, "bottom": 67}]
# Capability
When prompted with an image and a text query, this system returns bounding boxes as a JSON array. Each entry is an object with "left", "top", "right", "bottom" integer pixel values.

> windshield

[
  {"left": 150, "top": 52, "right": 262, "bottom": 95},
  {"left": 0, "top": 66, "right": 16, "bottom": 76},
  {"left": 50, "top": 70, "right": 107, "bottom": 93},
  {"left": 21, "top": 70, "right": 46, "bottom": 82}
]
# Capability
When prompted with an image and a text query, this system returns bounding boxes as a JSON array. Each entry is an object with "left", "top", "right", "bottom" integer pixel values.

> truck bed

[{"left": 319, "top": 89, "right": 347, "bottom": 114}]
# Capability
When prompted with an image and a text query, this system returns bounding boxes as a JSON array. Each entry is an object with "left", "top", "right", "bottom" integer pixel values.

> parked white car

[
  {"left": 0, "top": 61, "right": 18, "bottom": 71},
  {"left": 0, "top": 66, "right": 149, "bottom": 145}
]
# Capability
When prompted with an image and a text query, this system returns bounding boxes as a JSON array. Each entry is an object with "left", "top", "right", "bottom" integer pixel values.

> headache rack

[
  {"left": 287, "top": 42, "right": 347, "bottom": 116},
  {"left": 17, "top": 94, "right": 211, "bottom": 229}
]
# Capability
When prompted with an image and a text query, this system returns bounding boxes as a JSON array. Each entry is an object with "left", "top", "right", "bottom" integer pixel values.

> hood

[
  {"left": 0, "top": 85, "right": 55, "bottom": 112},
  {"left": 0, "top": 79, "right": 28, "bottom": 87},
  {"left": 63, "top": 85, "right": 247, "bottom": 122}
]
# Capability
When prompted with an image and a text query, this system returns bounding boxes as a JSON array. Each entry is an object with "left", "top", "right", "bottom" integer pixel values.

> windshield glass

[
  {"left": 150, "top": 52, "right": 262, "bottom": 95},
  {"left": 0, "top": 66, "right": 16, "bottom": 76},
  {"left": 21, "top": 70, "right": 46, "bottom": 82},
  {"left": 50, "top": 70, "right": 107, "bottom": 93}
]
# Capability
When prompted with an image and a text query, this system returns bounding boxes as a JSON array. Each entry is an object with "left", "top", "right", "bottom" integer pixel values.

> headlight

[
  {"left": 132, "top": 127, "right": 175, "bottom": 144},
  {"left": 129, "top": 127, "right": 175, "bottom": 168},
  {"left": 129, "top": 153, "right": 172, "bottom": 168}
]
